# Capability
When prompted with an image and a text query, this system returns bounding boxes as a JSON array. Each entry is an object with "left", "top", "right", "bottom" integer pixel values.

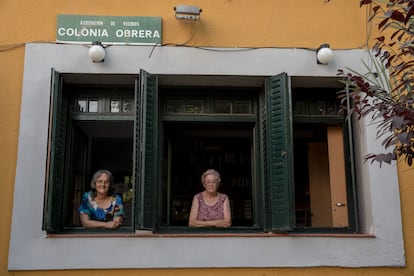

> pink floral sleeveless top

[{"left": 196, "top": 192, "right": 228, "bottom": 221}]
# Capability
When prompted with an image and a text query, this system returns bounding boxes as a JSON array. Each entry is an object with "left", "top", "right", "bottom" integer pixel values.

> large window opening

[
  {"left": 158, "top": 86, "right": 259, "bottom": 229},
  {"left": 44, "top": 72, "right": 357, "bottom": 234},
  {"left": 43, "top": 73, "right": 137, "bottom": 232},
  {"left": 66, "top": 122, "right": 134, "bottom": 228},
  {"left": 161, "top": 122, "right": 254, "bottom": 227},
  {"left": 292, "top": 86, "right": 352, "bottom": 230}
]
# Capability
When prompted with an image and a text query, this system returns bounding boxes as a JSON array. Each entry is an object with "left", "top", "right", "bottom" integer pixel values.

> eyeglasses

[{"left": 96, "top": 179, "right": 110, "bottom": 185}]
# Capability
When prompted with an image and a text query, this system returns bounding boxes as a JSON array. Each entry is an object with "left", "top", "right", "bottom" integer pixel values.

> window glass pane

[
  {"left": 76, "top": 99, "right": 87, "bottom": 112},
  {"left": 122, "top": 99, "right": 133, "bottom": 113},
  {"left": 111, "top": 99, "right": 121, "bottom": 113},
  {"left": 326, "top": 101, "right": 338, "bottom": 115},
  {"left": 315, "top": 100, "right": 326, "bottom": 115},
  {"left": 166, "top": 100, "right": 185, "bottom": 113},
  {"left": 233, "top": 100, "right": 251, "bottom": 114},
  {"left": 88, "top": 100, "right": 99, "bottom": 113},
  {"left": 295, "top": 100, "right": 334, "bottom": 116},
  {"left": 214, "top": 100, "right": 232, "bottom": 113},
  {"left": 294, "top": 101, "right": 306, "bottom": 115},
  {"left": 185, "top": 100, "right": 203, "bottom": 114}
]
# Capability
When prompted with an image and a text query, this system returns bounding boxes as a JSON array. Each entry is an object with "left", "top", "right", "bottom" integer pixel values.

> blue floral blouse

[{"left": 79, "top": 191, "right": 125, "bottom": 221}]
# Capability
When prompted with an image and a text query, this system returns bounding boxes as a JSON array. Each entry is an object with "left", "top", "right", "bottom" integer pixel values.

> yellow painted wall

[{"left": 1, "top": 0, "right": 412, "bottom": 275}]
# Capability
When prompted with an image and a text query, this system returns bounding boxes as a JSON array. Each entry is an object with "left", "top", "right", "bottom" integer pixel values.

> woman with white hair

[{"left": 188, "top": 169, "right": 231, "bottom": 228}]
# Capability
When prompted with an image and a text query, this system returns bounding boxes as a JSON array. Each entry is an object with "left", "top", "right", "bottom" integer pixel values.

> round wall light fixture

[
  {"left": 316, "top": 44, "right": 334, "bottom": 64},
  {"left": 88, "top": 41, "right": 106, "bottom": 62}
]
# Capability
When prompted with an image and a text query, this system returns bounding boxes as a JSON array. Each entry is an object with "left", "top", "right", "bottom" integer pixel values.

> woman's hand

[
  {"left": 106, "top": 216, "right": 123, "bottom": 229},
  {"left": 213, "top": 220, "right": 231, "bottom": 228}
]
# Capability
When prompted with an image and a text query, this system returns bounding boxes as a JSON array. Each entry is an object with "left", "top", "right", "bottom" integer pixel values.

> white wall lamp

[
  {"left": 316, "top": 44, "right": 334, "bottom": 64},
  {"left": 174, "top": 5, "right": 202, "bottom": 20},
  {"left": 88, "top": 41, "right": 106, "bottom": 62}
]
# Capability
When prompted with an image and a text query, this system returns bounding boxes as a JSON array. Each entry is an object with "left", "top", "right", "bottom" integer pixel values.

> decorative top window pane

[
  {"left": 214, "top": 100, "right": 232, "bottom": 114},
  {"left": 111, "top": 98, "right": 134, "bottom": 113},
  {"left": 293, "top": 100, "right": 338, "bottom": 116},
  {"left": 122, "top": 99, "right": 133, "bottom": 113},
  {"left": 233, "top": 100, "right": 251, "bottom": 114},
  {"left": 166, "top": 100, "right": 185, "bottom": 113},
  {"left": 73, "top": 98, "right": 99, "bottom": 113},
  {"left": 294, "top": 101, "right": 306, "bottom": 115},
  {"left": 163, "top": 96, "right": 254, "bottom": 116},
  {"left": 88, "top": 100, "right": 99, "bottom": 113},
  {"left": 76, "top": 99, "right": 87, "bottom": 112},
  {"left": 314, "top": 100, "right": 326, "bottom": 115},
  {"left": 74, "top": 98, "right": 100, "bottom": 113},
  {"left": 185, "top": 100, "right": 203, "bottom": 114},
  {"left": 111, "top": 99, "right": 121, "bottom": 113},
  {"left": 325, "top": 101, "right": 338, "bottom": 115}
]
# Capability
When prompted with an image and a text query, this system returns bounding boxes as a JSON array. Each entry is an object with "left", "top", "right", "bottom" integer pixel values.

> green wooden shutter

[
  {"left": 263, "top": 72, "right": 295, "bottom": 232},
  {"left": 42, "top": 68, "right": 68, "bottom": 232},
  {"left": 136, "top": 69, "right": 158, "bottom": 231}
]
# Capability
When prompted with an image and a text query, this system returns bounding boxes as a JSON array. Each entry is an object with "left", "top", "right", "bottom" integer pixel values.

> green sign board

[{"left": 57, "top": 14, "right": 162, "bottom": 44}]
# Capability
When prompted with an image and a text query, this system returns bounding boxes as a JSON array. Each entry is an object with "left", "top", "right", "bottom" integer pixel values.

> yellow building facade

[{"left": 1, "top": 0, "right": 413, "bottom": 275}]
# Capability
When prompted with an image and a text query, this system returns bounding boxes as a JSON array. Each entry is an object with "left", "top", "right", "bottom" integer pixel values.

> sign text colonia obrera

[{"left": 57, "top": 14, "right": 162, "bottom": 44}]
